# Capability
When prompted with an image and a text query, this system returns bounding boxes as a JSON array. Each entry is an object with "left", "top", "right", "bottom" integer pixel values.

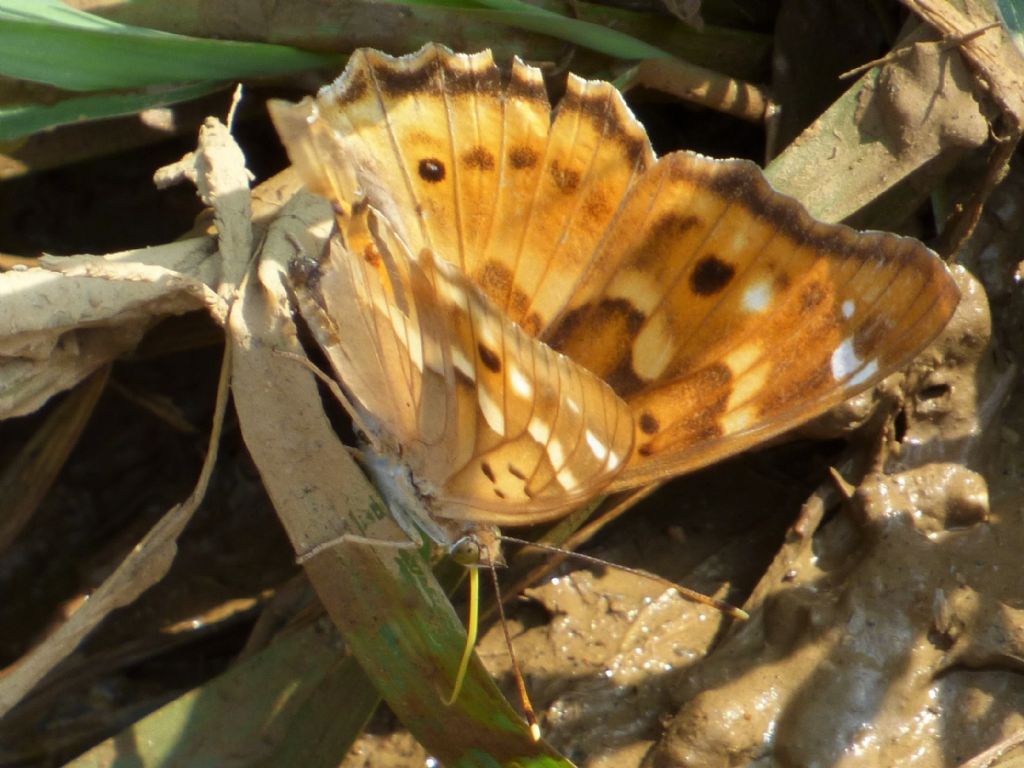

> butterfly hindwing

[
  {"left": 418, "top": 245, "right": 633, "bottom": 522},
  {"left": 289, "top": 203, "right": 634, "bottom": 527}
]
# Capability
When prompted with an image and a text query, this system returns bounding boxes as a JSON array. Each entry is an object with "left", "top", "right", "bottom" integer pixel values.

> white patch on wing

[
  {"left": 742, "top": 280, "right": 772, "bottom": 313},
  {"left": 850, "top": 358, "right": 879, "bottom": 387},
  {"left": 547, "top": 439, "right": 566, "bottom": 469},
  {"left": 556, "top": 465, "right": 579, "bottom": 490},
  {"left": 729, "top": 228, "right": 753, "bottom": 255},
  {"left": 607, "top": 266, "right": 661, "bottom": 314},
  {"left": 422, "top": 335, "right": 445, "bottom": 375},
  {"left": 726, "top": 361, "right": 770, "bottom": 410},
  {"left": 478, "top": 387, "right": 505, "bottom": 434},
  {"left": 724, "top": 342, "right": 761, "bottom": 376},
  {"left": 842, "top": 299, "right": 855, "bottom": 319},
  {"left": 452, "top": 345, "right": 475, "bottom": 381},
  {"left": 407, "top": 327, "right": 425, "bottom": 372},
  {"left": 510, "top": 365, "right": 533, "bottom": 397},
  {"left": 721, "top": 405, "right": 757, "bottom": 434},
  {"left": 585, "top": 429, "right": 608, "bottom": 461},
  {"left": 475, "top": 314, "right": 501, "bottom": 352},
  {"left": 528, "top": 416, "right": 552, "bottom": 445},
  {"left": 383, "top": 305, "right": 423, "bottom": 375},
  {"left": 632, "top": 315, "right": 674, "bottom": 381},
  {"left": 607, "top": 450, "right": 623, "bottom": 470},
  {"left": 831, "top": 337, "right": 865, "bottom": 381},
  {"left": 436, "top": 272, "right": 469, "bottom": 311}
]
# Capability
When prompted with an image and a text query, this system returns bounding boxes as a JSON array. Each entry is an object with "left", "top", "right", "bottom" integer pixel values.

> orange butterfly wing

[
  {"left": 273, "top": 44, "right": 960, "bottom": 502},
  {"left": 539, "top": 152, "right": 960, "bottom": 487},
  {"left": 272, "top": 46, "right": 655, "bottom": 336}
]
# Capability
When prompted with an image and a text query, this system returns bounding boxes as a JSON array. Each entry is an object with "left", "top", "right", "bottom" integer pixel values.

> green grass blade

[
  {"left": 67, "top": 622, "right": 380, "bottom": 768},
  {"left": 0, "top": 0, "right": 126, "bottom": 30},
  {"left": 0, "top": 82, "right": 221, "bottom": 142},
  {"left": 0, "top": 11, "right": 333, "bottom": 91},
  {"left": 997, "top": 0, "right": 1024, "bottom": 54},
  {"left": 391, "top": 0, "right": 670, "bottom": 59}
]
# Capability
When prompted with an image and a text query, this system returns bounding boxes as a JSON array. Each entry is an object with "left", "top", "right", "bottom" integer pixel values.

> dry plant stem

[
  {"left": 107, "top": 377, "right": 201, "bottom": 434},
  {"left": 225, "top": 84, "right": 243, "bottom": 132},
  {"left": 0, "top": 115, "right": 247, "bottom": 718},
  {"left": 739, "top": 426, "right": 882, "bottom": 618},
  {"left": 958, "top": 728, "right": 1024, "bottom": 768},
  {"left": 235, "top": 574, "right": 311, "bottom": 659},
  {"left": 936, "top": 125, "right": 1022, "bottom": 259},
  {"left": 620, "top": 58, "right": 769, "bottom": 123},
  {"left": 296, "top": 533, "right": 416, "bottom": 563},
  {"left": 0, "top": 366, "right": 108, "bottom": 550},
  {"left": 896, "top": 2, "right": 1024, "bottom": 258},
  {"left": 232, "top": 189, "right": 551, "bottom": 760},
  {"left": 740, "top": 479, "right": 834, "bottom": 616},
  {"left": 893, "top": 1, "right": 1024, "bottom": 260},
  {"left": 839, "top": 21, "right": 1001, "bottom": 80},
  {"left": 562, "top": 487, "right": 659, "bottom": 552},
  {"left": 0, "top": 343, "right": 232, "bottom": 717},
  {"left": 7, "top": 590, "right": 260, "bottom": 732}
]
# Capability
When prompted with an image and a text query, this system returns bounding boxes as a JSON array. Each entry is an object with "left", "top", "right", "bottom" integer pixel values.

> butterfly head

[{"left": 449, "top": 526, "right": 504, "bottom": 568}]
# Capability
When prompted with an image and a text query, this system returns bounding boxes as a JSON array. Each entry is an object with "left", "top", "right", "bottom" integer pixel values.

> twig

[{"left": 840, "top": 22, "right": 1001, "bottom": 80}]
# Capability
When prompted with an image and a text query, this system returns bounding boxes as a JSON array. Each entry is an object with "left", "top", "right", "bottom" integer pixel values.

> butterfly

[{"left": 268, "top": 44, "right": 960, "bottom": 556}]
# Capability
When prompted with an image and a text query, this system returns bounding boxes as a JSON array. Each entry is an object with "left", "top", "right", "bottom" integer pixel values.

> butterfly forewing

[
  {"left": 271, "top": 46, "right": 656, "bottom": 337},
  {"left": 543, "top": 152, "right": 961, "bottom": 488}
]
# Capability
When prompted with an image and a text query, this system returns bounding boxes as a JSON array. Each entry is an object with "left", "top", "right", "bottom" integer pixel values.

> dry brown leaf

[{"left": 0, "top": 117, "right": 252, "bottom": 717}]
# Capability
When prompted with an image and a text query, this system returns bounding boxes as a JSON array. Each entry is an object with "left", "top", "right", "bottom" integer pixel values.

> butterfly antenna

[
  {"left": 445, "top": 549, "right": 542, "bottom": 741},
  {"left": 499, "top": 535, "right": 749, "bottom": 620},
  {"left": 485, "top": 553, "right": 542, "bottom": 742}
]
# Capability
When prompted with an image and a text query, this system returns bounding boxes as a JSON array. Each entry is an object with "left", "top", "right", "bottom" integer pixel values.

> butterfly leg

[{"left": 271, "top": 347, "right": 375, "bottom": 439}]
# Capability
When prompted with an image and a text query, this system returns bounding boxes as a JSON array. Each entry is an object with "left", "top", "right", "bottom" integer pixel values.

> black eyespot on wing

[
  {"left": 418, "top": 158, "right": 446, "bottom": 182},
  {"left": 690, "top": 255, "right": 735, "bottom": 296},
  {"left": 478, "top": 343, "right": 502, "bottom": 373},
  {"left": 639, "top": 412, "right": 659, "bottom": 434}
]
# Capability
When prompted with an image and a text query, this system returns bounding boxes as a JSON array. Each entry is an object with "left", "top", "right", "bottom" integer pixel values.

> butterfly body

[{"left": 270, "top": 44, "right": 960, "bottom": 553}]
